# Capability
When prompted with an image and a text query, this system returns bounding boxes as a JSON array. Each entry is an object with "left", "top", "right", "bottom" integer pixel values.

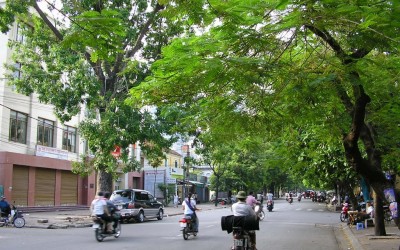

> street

[{"left": 0, "top": 199, "right": 342, "bottom": 250}]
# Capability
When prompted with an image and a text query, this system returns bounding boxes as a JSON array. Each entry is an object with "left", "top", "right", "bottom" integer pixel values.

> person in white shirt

[
  {"left": 232, "top": 191, "right": 257, "bottom": 250},
  {"left": 90, "top": 191, "right": 112, "bottom": 233},
  {"left": 174, "top": 194, "right": 179, "bottom": 208},
  {"left": 182, "top": 192, "right": 200, "bottom": 232},
  {"left": 358, "top": 201, "right": 374, "bottom": 221}
]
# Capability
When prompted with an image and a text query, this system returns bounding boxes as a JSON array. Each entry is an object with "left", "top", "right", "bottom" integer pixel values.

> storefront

[{"left": 0, "top": 151, "right": 95, "bottom": 207}]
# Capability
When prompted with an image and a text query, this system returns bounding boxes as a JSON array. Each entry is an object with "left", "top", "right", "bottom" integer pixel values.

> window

[
  {"left": 15, "top": 23, "right": 24, "bottom": 43},
  {"left": 13, "top": 62, "right": 22, "bottom": 79},
  {"left": 9, "top": 110, "right": 28, "bottom": 144},
  {"left": 62, "top": 126, "right": 76, "bottom": 153},
  {"left": 37, "top": 118, "right": 54, "bottom": 147}
]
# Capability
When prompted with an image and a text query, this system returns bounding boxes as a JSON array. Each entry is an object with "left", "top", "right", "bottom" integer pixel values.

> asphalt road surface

[{"left": 0, "top": 199, "right": 341, "bottom": 250}]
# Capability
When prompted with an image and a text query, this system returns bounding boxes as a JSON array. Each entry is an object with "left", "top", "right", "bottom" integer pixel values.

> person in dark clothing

[
  {"left": 0, "top": 196, "right": 11, "bottom": 217},
  {"left": 104, "top": 192, "right": 119, "bottom": 232}
]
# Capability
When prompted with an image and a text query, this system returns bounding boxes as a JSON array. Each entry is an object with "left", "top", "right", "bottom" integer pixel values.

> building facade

[{"left": 0, "top": 3, "right": 145, "bottom": 207}]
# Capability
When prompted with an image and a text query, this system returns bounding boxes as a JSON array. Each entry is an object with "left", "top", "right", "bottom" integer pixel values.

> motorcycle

[
  {"left": 0, "top": 204, "right": 25, "bottom": 228},
  {"left": 288, "top": 197, "right": 293, "bottom": 204},
  {"left": 340, "top": 203, "right": 349, "bottom": 222},
  {"left": 266, "top": 200, "right": 274, "bottom": 212},
  {"left": 383, "top": 205, "right": 393, "bottom": 222},
  {"left": 255, "top": 204, "right": 265, "bottom": 221},
  {"left": 298, "top": 196, "right": 302, "bottom": 202},
  {"left": 179, "top": 215, "right": 198, "bottom": 240},
  {"left": 92, "top": 214, "right": 121, "bottom": 242},
  {"left": 232, "top": 226, "right": 252, "bottom": 250}
]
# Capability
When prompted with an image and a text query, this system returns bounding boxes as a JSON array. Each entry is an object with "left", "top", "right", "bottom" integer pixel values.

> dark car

[{"left": 110, "top": 189, "right": 164, "bottom": 223}]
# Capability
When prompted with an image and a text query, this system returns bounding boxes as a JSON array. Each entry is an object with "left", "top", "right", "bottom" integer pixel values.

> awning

[
  {"left": 188, "top": 181, "right": 205, "bottom": 187},
  {"left": 176, "top": 180, "right": 205, "bottom": 187}
]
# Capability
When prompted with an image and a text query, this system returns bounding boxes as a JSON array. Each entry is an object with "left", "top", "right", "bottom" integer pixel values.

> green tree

[
  {"left": 0, "top": 0, "right": 190, "bottom": 192},
  {"left": 131, "top": 0, "right": 400, "bottom": 235}
]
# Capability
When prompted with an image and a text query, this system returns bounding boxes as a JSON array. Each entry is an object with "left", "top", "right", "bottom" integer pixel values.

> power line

[{"left": 0, "top": 102, "right": 79, "bottom": 133}]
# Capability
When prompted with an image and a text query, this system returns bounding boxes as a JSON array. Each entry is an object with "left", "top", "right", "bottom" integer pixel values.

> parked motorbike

[
  {"left": 92, "top": 215, "right": 121, "bottom": 242},
  {"left": 340, "top": 203, "right": 349, "bottom": 222},
  {"left": 179, "top": 215, "right": 198, "bottom": 240},
  {"left": 266, "top": 200, "right": 274, "bottom": 212},
  {"left": 255, "top": 204, "right": 265, "bottom": 221},
  {"left": 0, "top": 204, "right": 25, "bottom": 228},
  {"left": 383, "top": 205, "right": 393, "bottom": 222}
]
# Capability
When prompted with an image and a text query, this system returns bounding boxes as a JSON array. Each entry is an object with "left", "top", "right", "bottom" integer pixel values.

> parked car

[{"left": 110, "top": 189, "right": 164, "bottom": 223}]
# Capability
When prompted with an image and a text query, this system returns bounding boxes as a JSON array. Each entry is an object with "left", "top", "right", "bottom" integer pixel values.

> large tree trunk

[
  {"left": 97, "top": 169, "right": 113, "bottom": 193},
  {"left": 305, "top": 25, "right": 399, "bottom": 234},
  {"left": 342, "top": 84, "right": 397, "bottom": 235}
]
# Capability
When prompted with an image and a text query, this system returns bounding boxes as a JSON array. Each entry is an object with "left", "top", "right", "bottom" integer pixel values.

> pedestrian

[{"left": 174, "top": 194, "right": 179, "bottom": 208}]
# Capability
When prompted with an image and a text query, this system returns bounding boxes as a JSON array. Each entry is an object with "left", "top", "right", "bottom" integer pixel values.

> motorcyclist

[
  {"left": 182, "top": 192, "right": 200, "bottom": 232},
  {"left": 104, "top": 192, "right": 120, "bottom": 233},
  {"left": 0, "top": 196, "right": 11, "bottom": 217},
  {"left": 246, "top": 191, "right": 260, "bottom": 208},
  {"left": 90, "top": 191, "right": 112, "bottom": 233},
  {"left": 232, "top": 191, "right": 257, "bottom": 250}
]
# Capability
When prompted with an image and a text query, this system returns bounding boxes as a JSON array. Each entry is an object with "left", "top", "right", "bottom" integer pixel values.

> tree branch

[{"left": 32, "top": 2, "right": 63, "bottom": 40}]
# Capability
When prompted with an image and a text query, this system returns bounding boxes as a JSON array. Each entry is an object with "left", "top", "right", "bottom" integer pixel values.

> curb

[
  {"left": 341, "top": 224, "right": 364, "bottom": 250},
  {"left": 25, "top": 223, "right": 93, "bottom": 229}
]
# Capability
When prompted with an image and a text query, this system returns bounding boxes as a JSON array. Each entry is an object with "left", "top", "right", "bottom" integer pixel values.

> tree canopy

[{"left": 130, "top": 0, "right": 400, "bottom": 234}]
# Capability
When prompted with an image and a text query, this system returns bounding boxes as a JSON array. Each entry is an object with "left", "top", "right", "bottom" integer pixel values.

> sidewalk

[
  {"left": 327, "top": 204, "right": 400, "bottom": 250},
  {"left": 13, "top": 202, "right": 400, "bottom": 250},
  {"left": 341, "top": 222, "right": 400, "bottom": 250},
  {"left": 20, "top": 202, "right": 223, "bottom": 229}
]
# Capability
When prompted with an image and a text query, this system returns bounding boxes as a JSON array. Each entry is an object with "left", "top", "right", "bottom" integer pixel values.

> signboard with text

[{"left": 35, "top": 145, "right": 68, "bottom": 160}]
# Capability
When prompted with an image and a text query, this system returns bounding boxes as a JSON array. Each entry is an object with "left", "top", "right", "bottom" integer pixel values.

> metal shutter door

[
  {"left": 12, "top": 165, "right": 29, "bottom": 206},
  {"left": 60, "top": 171, "right": 78, "bottom": 205},
  {"left": 35, "top": 168, "right": 55, "bottom": 206}
]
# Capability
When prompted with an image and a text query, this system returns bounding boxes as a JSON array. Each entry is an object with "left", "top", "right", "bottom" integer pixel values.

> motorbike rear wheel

[
  {"left": 182, "top": 227, "right": 189, "bottom": 240},
  {"left": 114, "top": 222, "right": 121, "bottom": 238},
  {"left": 258, "top": 211, "right": 265, "bottom": 221},
  {"left": 95, "top": 228, "right": 104, "bottom": 242},
  {"left": 13, "top": 217, "right": 25, "bottom": 228}
]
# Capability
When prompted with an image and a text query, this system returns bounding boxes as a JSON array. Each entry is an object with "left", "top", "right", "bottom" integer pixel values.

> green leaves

[{"left": 62, "top": 9, "right": 126, "bottom": 62}]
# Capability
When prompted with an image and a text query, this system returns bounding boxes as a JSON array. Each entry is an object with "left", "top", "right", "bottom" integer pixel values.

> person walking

[{"left": 174, "top": 194, "right": 179, "bottom": 208}]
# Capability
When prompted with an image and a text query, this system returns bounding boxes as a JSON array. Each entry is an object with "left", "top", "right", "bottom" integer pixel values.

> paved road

[{"left": 0, "top": 199, "right": 345, "bottom": 250}]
